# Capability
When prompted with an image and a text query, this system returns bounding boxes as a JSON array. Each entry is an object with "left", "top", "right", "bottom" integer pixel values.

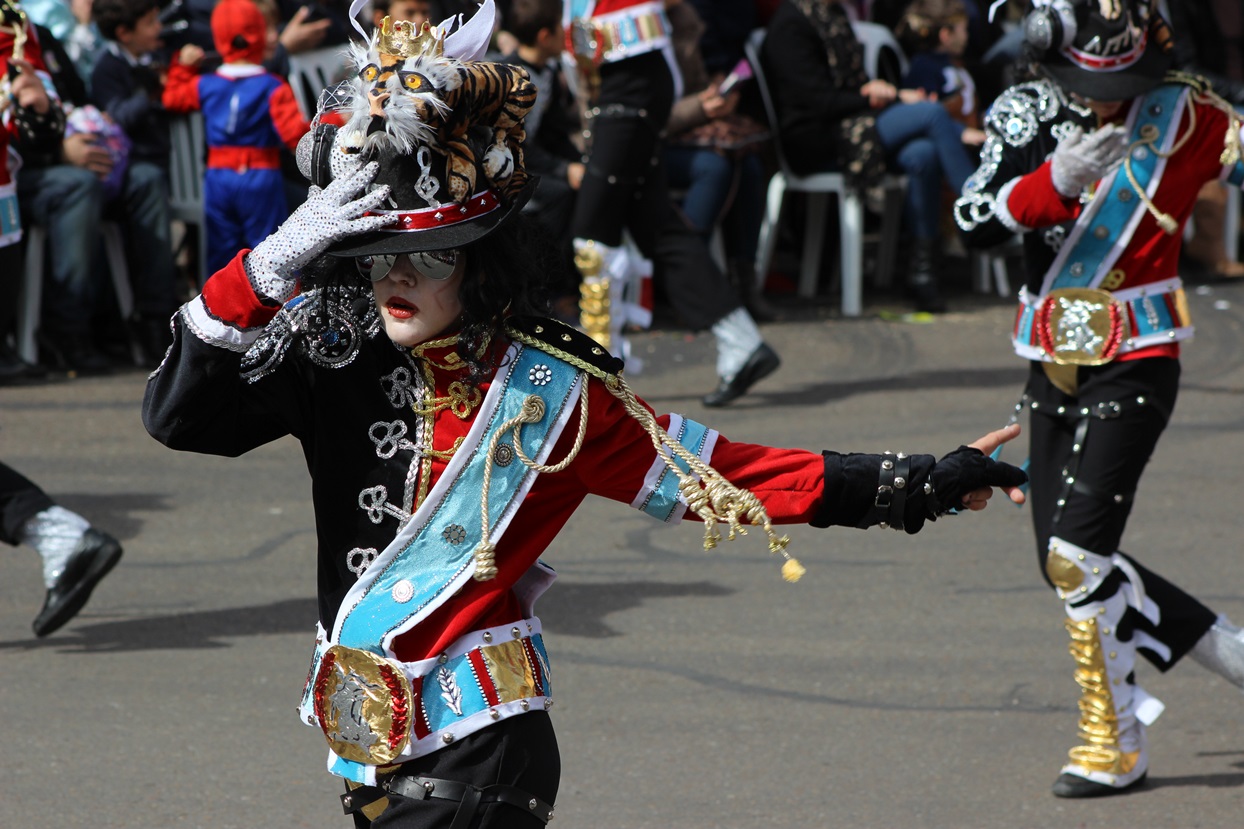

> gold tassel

[{"left": 607, "top": 374, "right": 803, "bottom": 582}]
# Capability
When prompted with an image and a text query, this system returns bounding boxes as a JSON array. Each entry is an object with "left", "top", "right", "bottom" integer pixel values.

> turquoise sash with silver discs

[
  {"left": 1040, "top": 83, "right": 1187, "bottom": 295},
  {"left": 1013, "top": 83, "right": 1193, "bottom": 365},
  {"left": 316, "top": 342, "right": 581, "bottom": 783}
]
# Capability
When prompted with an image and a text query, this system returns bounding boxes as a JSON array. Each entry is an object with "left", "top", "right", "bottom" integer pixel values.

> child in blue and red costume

[{"left": 163, "top": 0, "right": 310, "bottom": 277}]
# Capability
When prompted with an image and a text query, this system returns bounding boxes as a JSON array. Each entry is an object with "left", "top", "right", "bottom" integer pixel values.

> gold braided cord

[
  {"left": 471, "top": 384, "right": 591, "bottom": 581},
  {"left": 503, "top": 325, "right": 805, "bottom": 582},
  {"left": 423, "top": 435, "right": 464, "bottom": 462},
  {"left": 508, "top": 383, "right": 591, "bottom": 475},
  {"left": 411, "top": 380, "right": 482, "bottom": 419},
  {"left": 607, "top": 374, "right": 805, "bottom": 583},
  {"left": 1120, "top": 73, "right": 1243, "bottom": 236}
]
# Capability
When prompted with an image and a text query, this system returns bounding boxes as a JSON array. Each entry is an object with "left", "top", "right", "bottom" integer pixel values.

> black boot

[
  {"left": 908, "top": 239, "right": 947, "bottom": 314},
  {"left": 38, "top": 329, "right": 112, "bottom": 375},
  {"left": 134, "top": 314, "right": 175, "bottom": 368}
]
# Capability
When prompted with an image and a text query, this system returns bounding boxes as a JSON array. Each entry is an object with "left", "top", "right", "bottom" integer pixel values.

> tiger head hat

[{"left": 300, "top": 0, "right": 537, "bottom": 255}]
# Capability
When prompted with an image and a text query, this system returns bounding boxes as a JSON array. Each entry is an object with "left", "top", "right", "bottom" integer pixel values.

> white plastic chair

[
  {"left": 852, "top": 21, "right": 909, "bottom": 86},
  {"left": 746, "top": 28, "right": 906, "bottom": 316},
  {"left": 168, "top": 112, "right": 209, "bottom": 284},
  {"left": 17, "top": 222, "right": 139, "bottom": 365},
  {"left": 287, "top": 46, "right": 352, "bottom": 120}
]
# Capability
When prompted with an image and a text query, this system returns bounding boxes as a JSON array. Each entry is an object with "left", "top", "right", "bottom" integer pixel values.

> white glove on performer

[
  {"left": 244, "top": 162, "right": 397, "bottom": 303},
  {"left": 1049, "top": 124, "right": 1129, "bottom": 198}
]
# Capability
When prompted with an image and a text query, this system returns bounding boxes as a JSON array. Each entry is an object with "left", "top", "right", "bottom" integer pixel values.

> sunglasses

[{"left": 355, "top": 249, "right": 461, "bottom": 282}]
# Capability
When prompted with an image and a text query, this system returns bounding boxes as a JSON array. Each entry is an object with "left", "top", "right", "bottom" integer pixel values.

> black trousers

[
  {"left": 351, "top": 712, "right": 560, "bottom": 829},
  {"left": 1025, "top": 358, "right": 1216, "bottom": 669},
  {"left": 571, "top": 52, "right": 739, "bottom": 330},
  {"left": 0, "top": 461, "right": 55, "bottom": 547}
]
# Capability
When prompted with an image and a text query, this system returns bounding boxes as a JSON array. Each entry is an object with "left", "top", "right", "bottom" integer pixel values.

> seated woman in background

[
  {"left": 665, "top": 0, "right": 775, "bottom": 320},
  {"left": 760, "top": 0, "right": 985, "bottom": 313}
]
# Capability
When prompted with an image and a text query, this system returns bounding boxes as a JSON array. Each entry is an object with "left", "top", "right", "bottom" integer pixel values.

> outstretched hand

[{"left": 960, "top": 422, "right": 1027, "bottom": 508}]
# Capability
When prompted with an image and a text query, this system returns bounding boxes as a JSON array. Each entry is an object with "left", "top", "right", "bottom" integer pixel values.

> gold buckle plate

[
  {"left": 1036, "top": 288, "right": 1130, "bottom": 366},
  {"left": 313, "top": 645, "right": 414, "bottom": 765}
]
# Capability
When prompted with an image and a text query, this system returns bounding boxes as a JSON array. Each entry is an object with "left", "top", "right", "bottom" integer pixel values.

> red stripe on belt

[{"left": 467, "top": 649, "right": 500, "bottom": 707}]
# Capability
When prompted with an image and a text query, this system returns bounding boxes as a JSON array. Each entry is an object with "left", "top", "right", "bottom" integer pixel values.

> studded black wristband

[{"left": 875, "top": 452, "right": 910, "bottom": 531}]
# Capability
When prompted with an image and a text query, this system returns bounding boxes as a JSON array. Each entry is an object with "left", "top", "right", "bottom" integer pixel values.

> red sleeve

[
  {"left": 199, "top": 249, "right": 284, "bottom": 330},
  {"left": 1006, "top": 160, "right": 1081, "bottom": 228},
  {"left": 268, "top": 80, "right": 310, "bottom": 151},
  {"left": 162, "top": 58, "right": 202, "bottom": 112},
  {"left": 551, "top": 384, "right": 825, "bottom": 524}
]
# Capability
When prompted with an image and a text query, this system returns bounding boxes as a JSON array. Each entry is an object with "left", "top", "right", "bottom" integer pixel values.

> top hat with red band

[
  {"left": 1024, "top": 0, "right": 1173, "bottom": 101},
  {"left": 295, "top": 0, "right": 537, "bottom": 257}
]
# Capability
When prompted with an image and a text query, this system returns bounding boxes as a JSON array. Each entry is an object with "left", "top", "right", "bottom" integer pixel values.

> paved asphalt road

[{"left": 3, "top": 279, "right": 1244, "bottom": 828}]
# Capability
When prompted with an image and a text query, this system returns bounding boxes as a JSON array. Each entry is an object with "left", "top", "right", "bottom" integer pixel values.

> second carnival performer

[
  {"left": 562, "top": 0, "right": 781, "bottom": 406},
  {"left": 956, "top": 0, "right": 1244, "bottom": 800},
  {"left": 144, "top": 2, "right": 1027, "bottom": 825}
]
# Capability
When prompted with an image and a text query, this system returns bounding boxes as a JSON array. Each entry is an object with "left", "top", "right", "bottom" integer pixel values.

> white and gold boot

[
  {"left": 573, "top": 238, "right": 650, "bottom": 371},
  {"left": 1046, "top": 538, "right": 1164, "bottom": 797}
]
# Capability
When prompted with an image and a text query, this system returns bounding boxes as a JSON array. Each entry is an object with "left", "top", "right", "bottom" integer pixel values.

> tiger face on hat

[{"left": 306, "top": 0, "right": 538, "bottom": 257}]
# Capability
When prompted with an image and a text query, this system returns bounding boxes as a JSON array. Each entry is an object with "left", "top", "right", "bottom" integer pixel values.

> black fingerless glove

[
  {"left": 926, "top": 445, "right": 1029, "bottom": 518},
  {"left": 811, "top": 447, "right": 1027, "bottom": 535}
]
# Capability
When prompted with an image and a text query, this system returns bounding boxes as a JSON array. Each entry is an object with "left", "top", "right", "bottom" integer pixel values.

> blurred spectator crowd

[{"left": 1, "top": 0, "right": 1242, "bottom": 385}]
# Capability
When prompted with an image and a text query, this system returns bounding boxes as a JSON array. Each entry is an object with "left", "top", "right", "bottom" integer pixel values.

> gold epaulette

[
  {"left": 505, "top": 315, "right": 624, "bottom": 386},
  {"left": 1162, "top": 70, "right": 1242, "bottom": 166}
]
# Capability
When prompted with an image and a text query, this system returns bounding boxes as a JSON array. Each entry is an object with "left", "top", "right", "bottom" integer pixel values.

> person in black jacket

[
  {"left": 759, "top": 0, "right": 985, "bottom": 313},
  {"left": 499, "top": 0, "right": 584, "bottom": 320},
  {"left": 88, "top": 0, "right": 180, "bottom": 361}
]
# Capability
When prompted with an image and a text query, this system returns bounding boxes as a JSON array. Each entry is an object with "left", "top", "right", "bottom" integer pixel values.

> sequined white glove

[
  {"left": 244, "top": 162, "right": 396, "bottom": 303},
  {"left": 1049, "top": 124, "right": 1129, "bottom": 198}
]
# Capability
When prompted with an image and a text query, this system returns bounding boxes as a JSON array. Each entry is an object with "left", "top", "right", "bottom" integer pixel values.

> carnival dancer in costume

[
  {"left": 143, "top": 1, "right": 1027, "bottom": 824},
  {"left": 563, "top": 0, "right": 779, "bottom": 406},
  {"left": 955, "top": 0, "right": 1244, "bottom": 799}
]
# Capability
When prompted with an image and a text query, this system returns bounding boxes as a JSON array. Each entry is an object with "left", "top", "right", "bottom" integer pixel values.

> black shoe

[
  {"left": 1051, "top": 771, "right": 1148, "bottom": 799},
  {"left": 702, "top": 343, "right": 781, "bottom": 407},
  {"left": 39, "top": 331, "right": 112, "bottom": 375},
  {"left": 910, "top": 282, "right": 947, "bottom": 314},
  {"left": 32, "top": 528, "right": 123, "bottom": 637},
  {"left": 0, "top": 342, "right": 47, "bottom": 385}
]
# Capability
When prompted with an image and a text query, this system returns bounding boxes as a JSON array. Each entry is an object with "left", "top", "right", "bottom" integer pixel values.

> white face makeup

[{"left": 369, "top": 250, "right": 466, "bottom": 347}]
